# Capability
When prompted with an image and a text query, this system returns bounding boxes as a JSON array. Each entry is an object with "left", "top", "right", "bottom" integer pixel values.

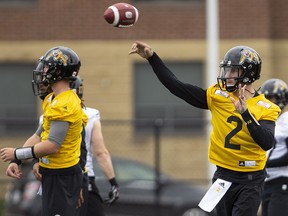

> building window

[
  {"left": 133, "top": 0, "right": 199, "bottom": 2},
  {"left": 0, "top": 63, "right": 38, "bottom": 136},
  {"left": 0, "top": 0, "right": 35, "bottom": 2},
  {"left": 134, "top": 61, "right": 204, "bottom": 134},
  {"left": 0, "top": 0, "right": 35, "bottom": 7},
  {"left": 133, "top": 0, "right": 200, "bottom": 2}
]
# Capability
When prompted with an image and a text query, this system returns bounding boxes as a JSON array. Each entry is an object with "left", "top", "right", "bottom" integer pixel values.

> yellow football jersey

[
  {"left": 40, "top": 90, "right": 88, "bottom": 169},
  {"left": 206, "top": 84, "right": 280, "bottom": 172}
]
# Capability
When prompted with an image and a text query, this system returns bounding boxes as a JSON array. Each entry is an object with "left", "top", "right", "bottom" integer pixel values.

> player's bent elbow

[
  {"left": 45, "top": 141, "right": 61, "bottom": 155},
  {"left": 259, "top": 141, "right": 274, "bottom": 151}
]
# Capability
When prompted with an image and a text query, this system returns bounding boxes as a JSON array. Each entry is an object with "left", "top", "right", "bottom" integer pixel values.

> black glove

[{"left": 104, "top": 178, "right": 119, "bottom": 206}]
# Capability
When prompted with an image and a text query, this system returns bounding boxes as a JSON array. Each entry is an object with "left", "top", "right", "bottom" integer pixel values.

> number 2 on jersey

[{"left": 225, "top": 116, "right": 242, "bottom": 150}]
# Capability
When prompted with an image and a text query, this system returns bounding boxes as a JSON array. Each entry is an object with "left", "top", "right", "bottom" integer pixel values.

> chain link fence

[{"left": 0, "top": 118, "right": 213, "bottom": 216}]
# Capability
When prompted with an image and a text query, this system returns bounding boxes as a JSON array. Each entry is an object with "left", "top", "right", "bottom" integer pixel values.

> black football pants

[
  {"left": 262, "top": 191, "right": 288, "bottom": 216},
  {"left": 215, "top": 182, "right": 263, "bottom": 216},
  {"left": 41, "top": 171, "right": 82, "bottom": 216},
  {"left": 86, "top": 176, "right": 105, "bottom": 216}
]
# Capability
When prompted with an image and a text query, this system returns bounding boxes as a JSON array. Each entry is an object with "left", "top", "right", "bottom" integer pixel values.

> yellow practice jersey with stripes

[
  {"left": 40, "top": 90, "right": 88, "bottom": 169},
  {"left": 206, "top": 84, "right": 280, "bottom": 172}
]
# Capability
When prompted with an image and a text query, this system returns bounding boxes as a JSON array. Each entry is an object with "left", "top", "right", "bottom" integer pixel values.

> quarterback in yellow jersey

[
  {"left": 207, "top": 84, "right": 280, "bottom": 172},
  {"left": 0, "top": 46, "right": 87, "bottom": 216},
  {"left": 40, "top": 89, "right": 87, "bottom": 169},
  {"left": 129, "top": 41, "right": 280, "bottom": 216}
]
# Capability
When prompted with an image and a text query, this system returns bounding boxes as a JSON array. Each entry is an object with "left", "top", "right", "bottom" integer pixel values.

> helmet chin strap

[
  {"left": 226, "top": 85, "right": 237, "bottom": 92},
  {"left": 226, "top": 81, "right": 239, "bottom": 92},
  {"left": 245, "top": 88, "right": 255, "bottom": 95}
]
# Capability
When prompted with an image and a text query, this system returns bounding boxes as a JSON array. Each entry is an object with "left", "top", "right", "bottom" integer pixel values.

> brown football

[{"left": 104, "top": 3, "right": 139, "bottom": 28}]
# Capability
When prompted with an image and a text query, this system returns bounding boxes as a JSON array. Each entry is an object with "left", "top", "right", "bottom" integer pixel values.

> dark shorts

[
  {"left": 262, "top": 177, "right": 288, "bottom": 216},
  {"left": 262, "top": 192, "right": 288, "bottom": 216},
  {"left": 40, "top": 164, "right": 83, "bottom": 216},
  {"left": 75, "top": 172, "right": 89, "bottom": 216},
  {"left": 87, "top": 176, "right": 105, "bottom": 216}
]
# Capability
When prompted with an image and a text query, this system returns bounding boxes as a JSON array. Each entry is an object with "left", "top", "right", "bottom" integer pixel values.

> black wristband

[
  {"left": 31, "top": 158, "right": 39, "bottom": 168},
  {"left": 9, "top": 159, "right": 22, "bottom": 166},
  {"left": 31, "top": 146, "right": 36, "bottom": 158},
  {"left": 109, "top": 177, "right": 118, "bottom": 187}
]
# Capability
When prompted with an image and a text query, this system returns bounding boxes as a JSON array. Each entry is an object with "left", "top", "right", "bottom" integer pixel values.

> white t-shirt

[
  {"left": 266, "top": 111, "right": 288, "bottom": 181},
  {"left": 83, "top": 107, "right": 100, "bottom": 177}
]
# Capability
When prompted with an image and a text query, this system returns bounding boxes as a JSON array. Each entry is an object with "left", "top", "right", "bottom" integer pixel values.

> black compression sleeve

[
  {"left": 266, "top": 138, "right": 288, "bottom": 168},
  {"left": 266, "top": 152, "right": 288, "bottom": 168},
  {"left": 148, "top": 52, "right": 208, "bottom": 109},
  {"left": 241, "top": 109, "right": 275, "bottom": 151}
]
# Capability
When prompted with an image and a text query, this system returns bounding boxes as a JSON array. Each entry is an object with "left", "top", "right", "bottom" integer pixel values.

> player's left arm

[
  {"left": 0, "top": 127, "right": 41, "bottom": 163},
  {"left": 23, "top": 133, "right": 41, "bottom": 147},
  {"left": 241, "top": 110, "right": 276, "bottom": 151},
  {"left": 91, "top": 120, "right": 116, "bottom": 180},
  {"left": 91, "top": 120, "right": 119, "bottom": 205}
]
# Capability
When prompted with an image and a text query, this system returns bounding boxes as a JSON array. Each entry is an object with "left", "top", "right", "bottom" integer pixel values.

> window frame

[{"left": 133, "top": 60, "right": 205, "bottom": 134}]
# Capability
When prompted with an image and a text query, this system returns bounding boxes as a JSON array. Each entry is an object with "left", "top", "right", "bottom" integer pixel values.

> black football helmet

[
  {"left": 32, "top": 46, "right": 81, "bottom": 96},
  {"left": 217, "top": 46, "right": 262, "bottom": 92},
  {"left": 260, "top": 78, "right": 288, "bottom": 109},
  {"left": 70, "top": 76, "right": 84, "bottom": 99}
]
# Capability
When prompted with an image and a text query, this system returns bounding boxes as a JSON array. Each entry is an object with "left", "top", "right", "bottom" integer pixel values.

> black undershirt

[{"left": 147, "top": 52, "right": 275, "bottom": 151}]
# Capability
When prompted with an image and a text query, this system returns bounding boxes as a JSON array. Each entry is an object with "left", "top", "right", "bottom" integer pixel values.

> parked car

[{"left": 3, "top": 157, "right": 215, "bottom": 216}]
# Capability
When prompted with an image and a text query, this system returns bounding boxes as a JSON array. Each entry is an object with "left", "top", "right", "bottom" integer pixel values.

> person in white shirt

[
  {"left": 70, "top": 76, "right": 119, "bottom": 216},
  {"left": 261, "top": 78, "right": 288, "bottom": 216}
]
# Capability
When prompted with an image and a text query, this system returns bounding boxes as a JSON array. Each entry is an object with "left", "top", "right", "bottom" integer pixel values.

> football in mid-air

[{"left": 103, "top": 3, "right": 139, "bottom": 28}]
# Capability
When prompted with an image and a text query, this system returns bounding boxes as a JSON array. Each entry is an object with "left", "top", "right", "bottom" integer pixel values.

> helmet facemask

[
  {"left": 217, "top": 65, "right": 244, "bottom": 92},
  {"left": 32, "top": 61, "right": 50, "bottom": 96}
]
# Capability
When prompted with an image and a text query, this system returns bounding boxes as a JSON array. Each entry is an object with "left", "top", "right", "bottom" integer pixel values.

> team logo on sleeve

[
  {"left": 256, "top": 100, "right": 271, "bottom": 108},
  {"left": 215, "top": 89, "right": 229, "bottom": 98}
]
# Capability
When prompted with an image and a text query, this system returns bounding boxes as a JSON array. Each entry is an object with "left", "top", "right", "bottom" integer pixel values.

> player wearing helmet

[
  {"left": 217, "top": 46, "right": 261, "bottom": 93},
  {"left": 129, "top": 41, "right": 280, "bottom": 216},
  {"left": 0, "top": 46, "right": 88, "bottom": 216},
  {"left": 71, "top": 77, "right": 119, "bottom": 216},
  {"left": 260, "top": 79, "right": 288, "bottom": 216}
]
